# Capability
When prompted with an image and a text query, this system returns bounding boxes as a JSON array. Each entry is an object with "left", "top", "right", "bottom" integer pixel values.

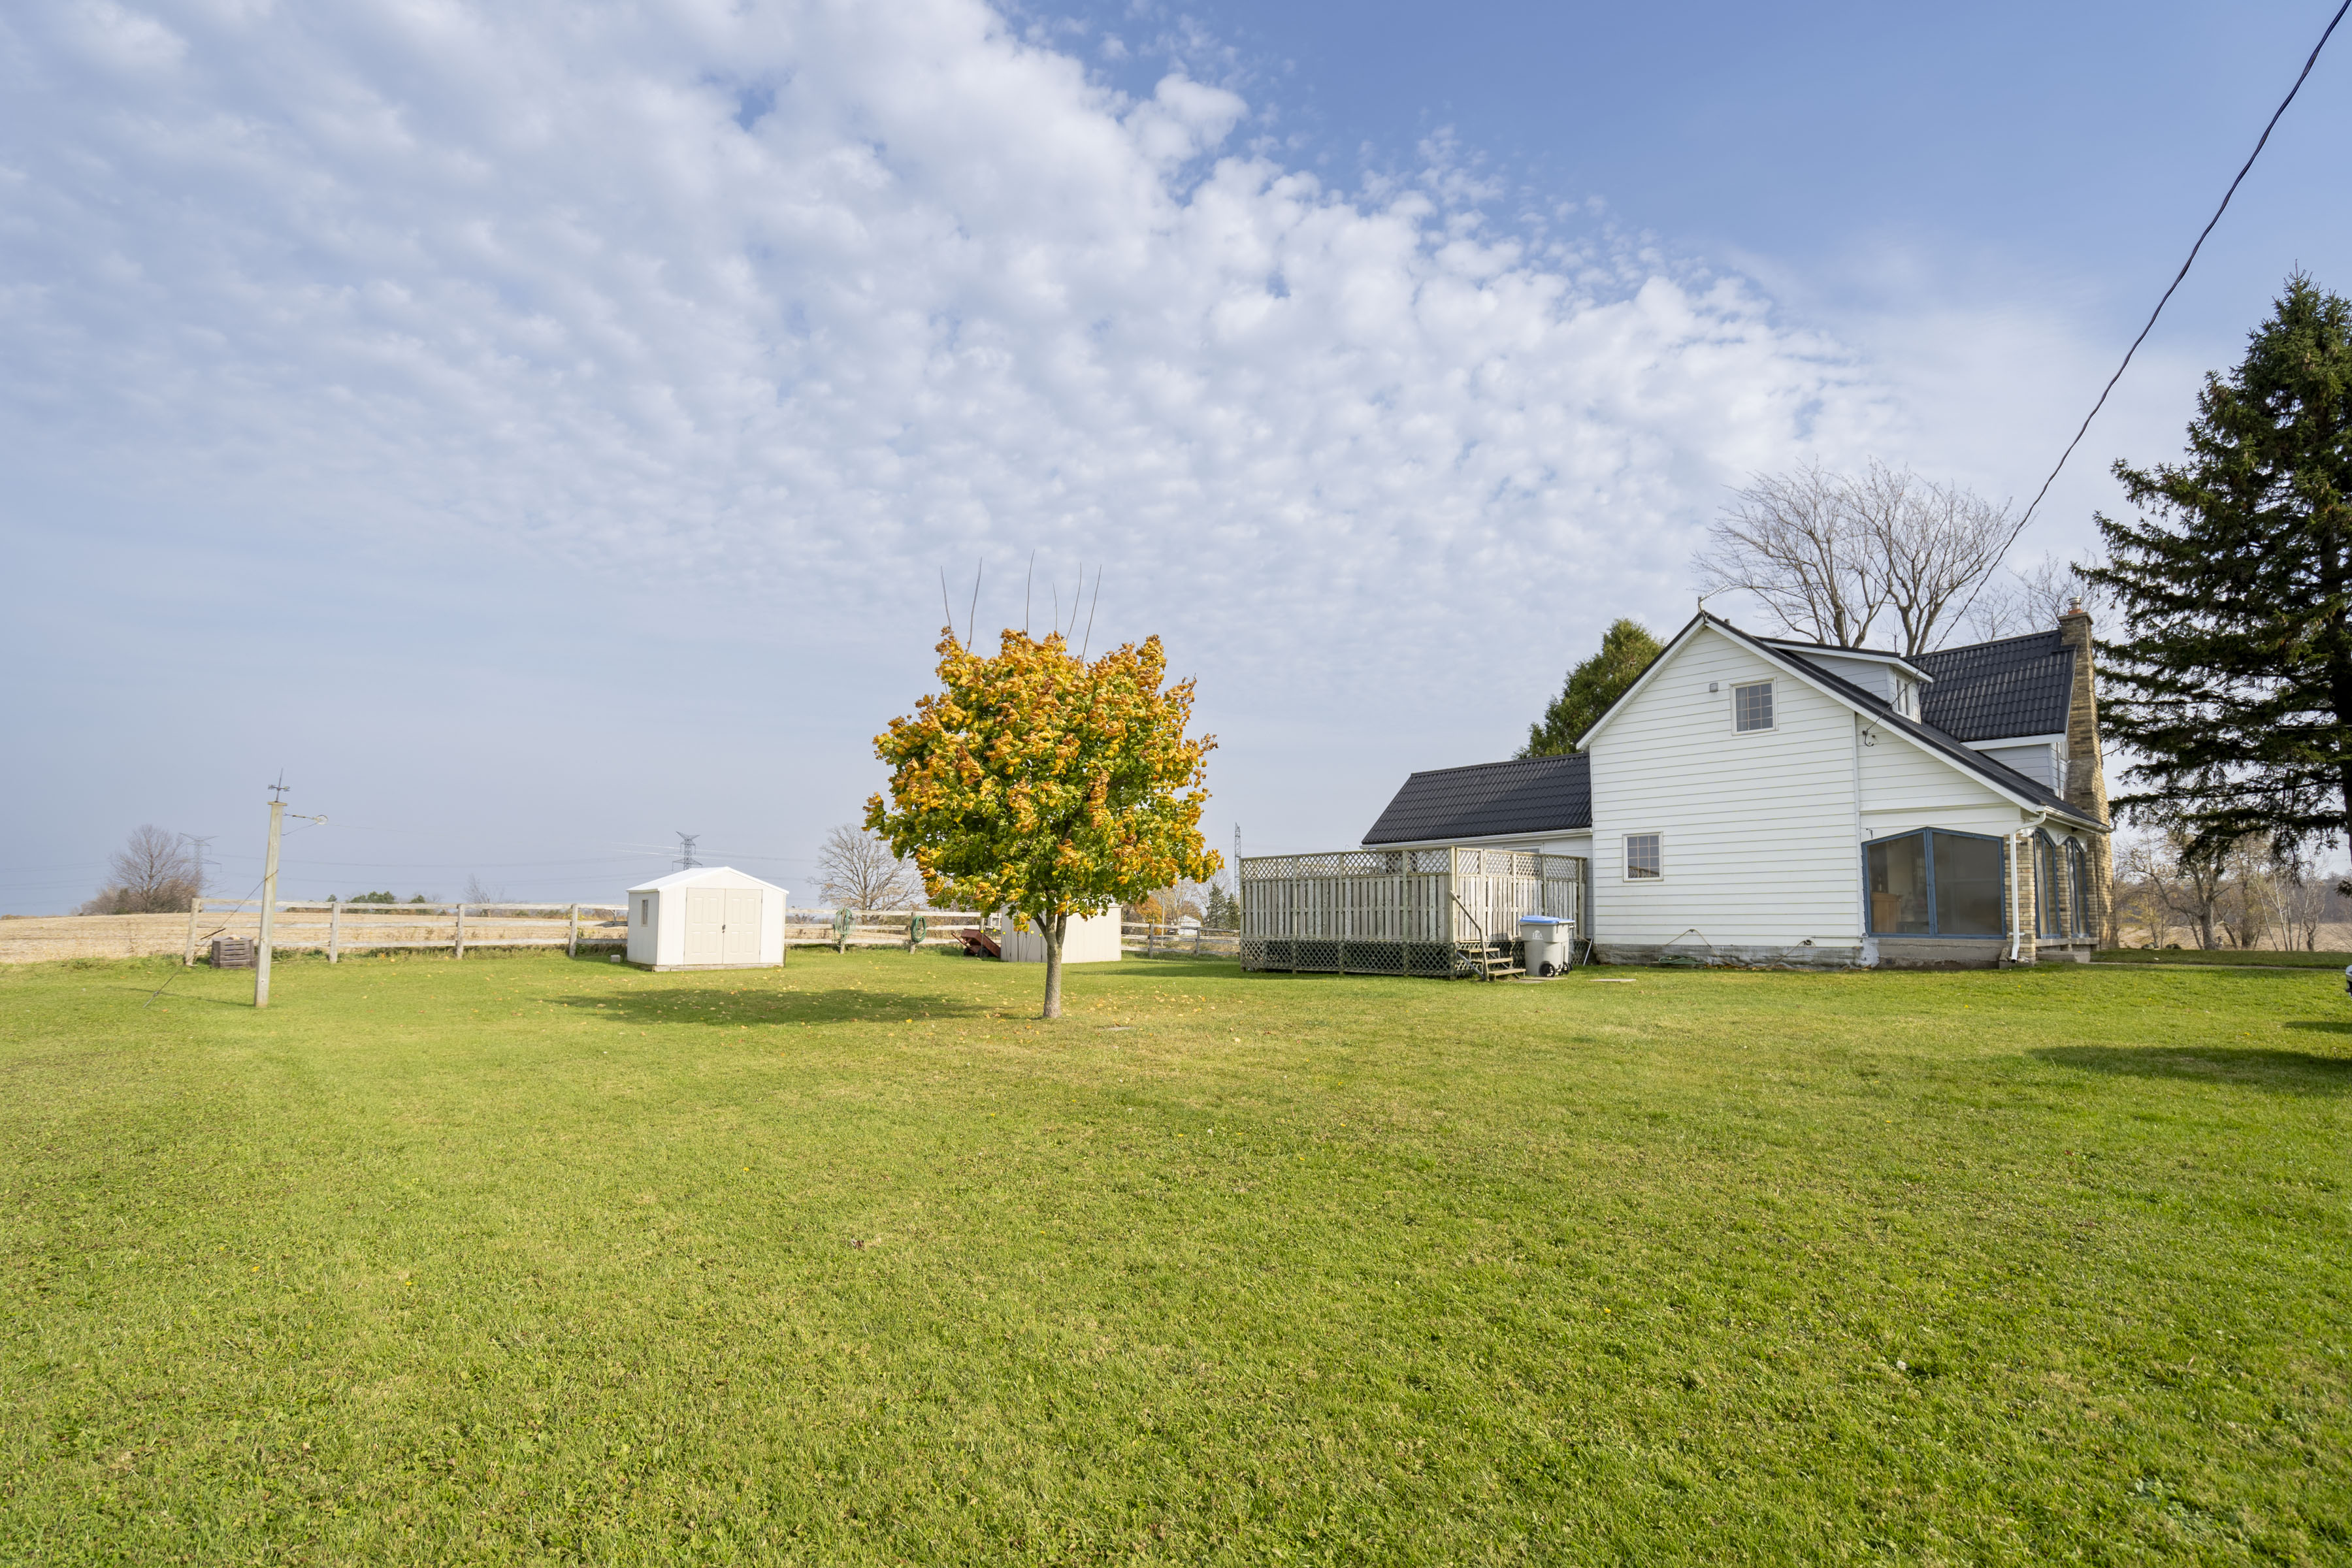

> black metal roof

[
  {"left": 1362, "top": 751, "right": 1592, "bottom": 844},
  {"left": 1912, "top": 630, "right": 2075, "bottom": 742}
]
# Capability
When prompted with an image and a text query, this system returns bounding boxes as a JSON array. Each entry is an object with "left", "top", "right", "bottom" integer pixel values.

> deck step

[{"left": 1454, "top": 943, "right": 1526, "bottom": 980}]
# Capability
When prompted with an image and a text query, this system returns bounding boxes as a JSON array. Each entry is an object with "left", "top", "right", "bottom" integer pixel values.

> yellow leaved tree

[{"left": 866, "top": 628, "right": 1219, "bottom": 1018}]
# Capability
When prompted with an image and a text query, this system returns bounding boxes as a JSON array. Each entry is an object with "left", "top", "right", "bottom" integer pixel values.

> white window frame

[
  {"left": 1622, "top": 832, "right": 1664, "bottom": 881},
  {"left": 1732, "top": 679, "right": 1776, "bottom": 734}
]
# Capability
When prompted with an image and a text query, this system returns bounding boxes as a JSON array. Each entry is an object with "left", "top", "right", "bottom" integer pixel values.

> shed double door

[{"left": 683, "top": 889, "right": 762, "bottom": 964}]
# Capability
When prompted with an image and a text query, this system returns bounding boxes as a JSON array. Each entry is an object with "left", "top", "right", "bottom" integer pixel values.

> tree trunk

[{"left": 1041, "top": 913, "right": 1068, "bottom": 1019}]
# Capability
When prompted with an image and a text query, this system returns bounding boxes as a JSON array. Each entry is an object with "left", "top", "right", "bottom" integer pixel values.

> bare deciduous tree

[
  {"left": 2121, "top": 829, "right": 2347, "bottom": 951},
  {"left": 463, "top": 874, "right": 507, "bottom": 906},
  {"left": 2125, "top": 828, "right": 2251, "bottom": 951},
  {"left": 2111, "top": 839, "right": 2169, "bottom": 949},
  {"left": 1695, "top": 462, "right": 1882, "bottom": 647},
  {"left": 2215, "top": 841, "right": 2278, "bottom": 951},
  {"left": 79, "top": 825, "right": 200, "bottom": 915},
  {"left": 1962, "top": 557, "right": 2104, "bottom": 643},
  {"left": 1695, "top": 459, "right": 2026, "bottom": 654},
  {"left": 815, "top": 824, "right": 918, "bottom": 911},
  {"left": 2276, "top": 851, "right": 2329, "bottom": 952}
]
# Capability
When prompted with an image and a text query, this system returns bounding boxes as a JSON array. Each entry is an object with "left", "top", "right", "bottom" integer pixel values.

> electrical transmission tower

[
  {"left": 183, "top": 834, "right": 215, "bottom": 897},
  {"left": 674, "top": 832, "right": 701, "bottom": 870}
]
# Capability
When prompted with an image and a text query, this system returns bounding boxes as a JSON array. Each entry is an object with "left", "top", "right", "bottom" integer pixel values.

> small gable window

[
  {"left": 1733, "top": 680, "right": 1774, "bottom": 732},
  {"left": 1625, "top": 833, "right": 1662, "bottom": 880}
]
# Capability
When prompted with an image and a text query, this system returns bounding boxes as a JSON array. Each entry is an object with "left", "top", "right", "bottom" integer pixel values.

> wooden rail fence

[
  {"left": 1122, "top": 921, "right": 1241, "bottom": 958},
  {"left": 182, "top": 898, "right": 629, "bottom": 962}
]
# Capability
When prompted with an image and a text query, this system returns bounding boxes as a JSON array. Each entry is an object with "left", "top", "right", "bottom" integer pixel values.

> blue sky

[{"left": 3, "top": 0, "right": 2345, "bottom": 913}]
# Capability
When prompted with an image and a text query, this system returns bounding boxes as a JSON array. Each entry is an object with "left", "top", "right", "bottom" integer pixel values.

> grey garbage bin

[{"left": 1519, "top": 915, "right": 1572, "bottom": 977}]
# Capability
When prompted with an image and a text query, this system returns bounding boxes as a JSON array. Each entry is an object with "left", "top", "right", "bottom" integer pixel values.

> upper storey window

[{"left": 1733, "top": 680, "right": 1774, "bottom": 732}]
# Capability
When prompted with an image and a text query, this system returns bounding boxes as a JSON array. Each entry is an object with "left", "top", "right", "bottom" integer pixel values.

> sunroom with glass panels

[
  {"left": 2033, "top": 830, "right": 2095, "bottom": 941},
  {"left": 1863, "top": 828, "right": 2008, "bottom": 939}
]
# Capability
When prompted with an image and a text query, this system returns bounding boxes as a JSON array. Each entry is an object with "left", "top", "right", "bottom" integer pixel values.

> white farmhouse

[
  {"left": 1249, "top": 608, "right": 2111, "bottom": 972},
  {"left": 625, "top": 866, "right": 787, "bottom": 970}
]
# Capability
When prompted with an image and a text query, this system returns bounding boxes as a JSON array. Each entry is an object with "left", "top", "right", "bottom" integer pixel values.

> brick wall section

[{"left": 2057, "top": 607, "right": 2115, "bottom": 945}]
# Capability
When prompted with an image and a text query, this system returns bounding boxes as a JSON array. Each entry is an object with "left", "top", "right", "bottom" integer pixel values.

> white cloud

[{"left": 0, "top": 0, "right": 1900, "bottom": 717}]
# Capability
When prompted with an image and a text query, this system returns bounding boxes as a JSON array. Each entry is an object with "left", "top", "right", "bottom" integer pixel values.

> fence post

[
  {"left": 183, "top": 898, "right": 203, "bottom": 967},
  {"left": 329, "top": 900, "right": 340, "bottom": 964},
  {"left": 568, "top": 904, "right": 580, "bottom": 958},
  {"left": 1146, "top": 923, "right": 1156, "bottom": 958},
  {"left": 454, "top": 904, "right": 466, "bottom": 960}
]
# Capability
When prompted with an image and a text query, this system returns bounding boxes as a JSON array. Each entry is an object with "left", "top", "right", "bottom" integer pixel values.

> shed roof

[
  {"left": 625, "top": 865, "right": 785, "bottom": 894},
  {"left": 1912, "top": 630, "right": 2074, "bottom": 741},
  {"left": 1362, "top": 752, "right": 1592, "bottom": 844}
]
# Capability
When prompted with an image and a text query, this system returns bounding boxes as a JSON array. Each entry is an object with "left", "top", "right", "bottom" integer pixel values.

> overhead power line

[{"left": 2016, "top": 0, "right": 2351, "bottom": 532}]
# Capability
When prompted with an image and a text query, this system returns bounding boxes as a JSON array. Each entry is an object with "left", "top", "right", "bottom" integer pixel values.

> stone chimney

[{"left": 2057, "top": 598, "right": 2114, "bottom": 945}]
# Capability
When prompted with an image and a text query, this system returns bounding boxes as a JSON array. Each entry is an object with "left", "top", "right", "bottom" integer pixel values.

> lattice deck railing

[{"left": 1237, "top": 846, "right": 1582, "bottom": 975}]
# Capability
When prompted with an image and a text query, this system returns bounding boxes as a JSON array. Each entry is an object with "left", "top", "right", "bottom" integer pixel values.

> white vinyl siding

[
  {"left": 1795, "top": 651, "right": 1899, "bottom": 701},
  {"left": 1587, "top": 629, "right": 1865, "bottom": 947},
  {"left": 1975, "top": 741, "right": 2059, "bottom": 791},
  {"left": 1857, "top": 719, "right": 2019, "bottom": 840}
]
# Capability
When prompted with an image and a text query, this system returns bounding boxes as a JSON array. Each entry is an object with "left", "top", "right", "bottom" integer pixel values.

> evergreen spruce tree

[
  {"left": 1520, "top": 619, "right": 1662, "bottom": 756},
  {"left": 2083, "top": 274, "right": 2352, "bottom": 855}
]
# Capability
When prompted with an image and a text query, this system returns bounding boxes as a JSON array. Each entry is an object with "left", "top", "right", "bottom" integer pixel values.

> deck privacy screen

[
  {"left": 1240, "top": 847, "right": 1584, "bottom": 977},
  {"left": 1865, "top": 830, "right": 2005, "bottom": 938}
]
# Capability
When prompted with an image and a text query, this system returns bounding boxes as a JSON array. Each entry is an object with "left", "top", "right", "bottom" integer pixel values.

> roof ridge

[
  {"left": 1919, "top": 628, "right": 2064, "bottom": 658},
  {"left": 1402, "top": 752, "right": 1584, "bottom": 778}
]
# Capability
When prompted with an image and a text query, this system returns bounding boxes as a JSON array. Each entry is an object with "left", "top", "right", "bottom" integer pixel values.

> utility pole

[
  {"left": 675, "top": 832, "right": 701, "bottom": 870},
  {"left": 255, "top": 777, "right": 287, "bottom": 1009}
]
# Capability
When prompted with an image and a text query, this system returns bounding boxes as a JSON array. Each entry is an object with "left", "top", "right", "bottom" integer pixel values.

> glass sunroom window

[
  {"left": 1866, "top": 834, "right": 1930, "bottom": 934},
  {"left": 2035, "top": 832, "right": 2063, "bottom": 937},
  {"left": 1866, "top": 830, "right": 2006, "bottom": 937},
  {"left": 1934, "top": 832, "right": 2006, "bottom": 936},
  {"left": 2067, "top": 840, "right": 2092, "bottom": 938}
]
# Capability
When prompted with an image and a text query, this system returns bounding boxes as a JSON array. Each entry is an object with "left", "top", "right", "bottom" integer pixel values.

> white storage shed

[
  {"left": 625, "top": 866, "right": 787, "bottom": 970},
  {"left": 997, "top": 909, "right": 1123, "bottom": 965}
]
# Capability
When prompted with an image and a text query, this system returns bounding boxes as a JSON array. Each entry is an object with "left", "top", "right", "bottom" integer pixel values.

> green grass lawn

[
  {"left": 3, "top": 949, "right": 2347, "bottom": 1565},
  {"left": 2097, "top": 949, "right": 2352, "bottom": 970}
]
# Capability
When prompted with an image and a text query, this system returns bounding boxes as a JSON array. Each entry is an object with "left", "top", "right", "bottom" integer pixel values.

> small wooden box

[{"left": 209, "top": 936, "right": 256, "bottom": 969}]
